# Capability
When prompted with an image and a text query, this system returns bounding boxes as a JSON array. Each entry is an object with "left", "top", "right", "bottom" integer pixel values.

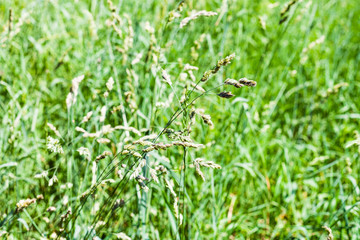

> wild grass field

[{"left": 0, "top": 0, "right": 360, "bottom": 239}]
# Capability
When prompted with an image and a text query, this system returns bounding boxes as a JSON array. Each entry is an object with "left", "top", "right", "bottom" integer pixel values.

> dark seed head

[{"left": 217, "top": 91, "right": 235, "bottom": 99}]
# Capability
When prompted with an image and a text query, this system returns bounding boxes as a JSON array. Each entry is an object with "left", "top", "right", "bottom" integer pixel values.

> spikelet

[
  {"left": 77, "top": 147, "right": 91, "bottom": 160},
  {"left": 106, "top": 77, "right": 114, "bottom": 91},
  {"left": 201, "top": 54, "right": 235, "bottom": 82},
  {"left": 201, "top": 114, "right": 214, "bottom": 128},
  {"left": 114, "top": 126, "right": 141, "bottom": 135},
  {"left": 96, "top": 151, "right": 112, "bottom": 161},
  {"left": 322, "top": 82, "right": 348, "bottom": 98},
  {"left": 162, "top": 69, "right": 172, "bottom": 86},
  {"left": 180, "top": 10, "right": 218, "bottom": 28},
  {"left": 322, "top": 226, "right": 334, "bottom": 240},
  {"left": 114, "top": 232, "right": 131, "bottom": 240},
  {"left": 149, "top": 168, "right": 159, "bottom": 183},
  {"left": 48, "top": 175, "right": 58, "bottom": 186},
  {"left": 81, "top": 111, "right": 93, "bottom": 123},
  {"left": 66, "top": 75, "right": 84, "bottom": 109},
  {"left": 224, "top": 78, "right": 244, "bottom": 88},
  {"left": 47, "top": 123, "right": 61, "bottom": 138},
  {"left": 190, "top": 82, "right": 205, "bottom": 93},
  {"left": 193, "top": 158, "right": 221, "bottom": 181},
  {"left": 111, "top": 105, "right": 123, "bottom": 114},
  {"left": 16, "top": 198, "right": 37, "bottom": 212},
  {"left": 279, "top": 0, "right": 298, "bottom": 24},
  {"left": 100, "top": 106, "right": 107, "bottom": 122},
  {"left": 184, "top": 64, "right": 199, "bottom": 71},
  {"left": 131, "top": 53, "right": 143, "bottom": 65},
  {"left": 34, "top": 171, "right": 48, "bottom": 179},
  {"left": 168, "top": 10, "right": 181, "bottom": 23},
  {"left": 238, "top": 78, "right": 257, "bottom": 87},
  {"left": 217, "top": 91, "right": 235, "bottom": 99},
  {"left": 97, "top": 138, "right": 111, "bottom": 144},
  {"left": 47, "top": 206, "right": 56, "bottom": 212},
  {"left": 130, "top": 159, "right": 146, "bottom": 180},
  {"left": 47, "top": 136, "right": 64, "bottom": 154},
  {"left": 132, "top": 139, "right": 153, "bottom": 146}
]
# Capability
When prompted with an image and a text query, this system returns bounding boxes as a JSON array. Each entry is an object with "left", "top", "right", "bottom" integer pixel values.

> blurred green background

[{"left": 0, "top": 0, "right": 359, "bottom": 239}]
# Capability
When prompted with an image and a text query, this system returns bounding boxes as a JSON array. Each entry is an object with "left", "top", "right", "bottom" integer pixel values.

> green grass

[{"left": 1, "top": 0, "right": 360, "bottom": 239}]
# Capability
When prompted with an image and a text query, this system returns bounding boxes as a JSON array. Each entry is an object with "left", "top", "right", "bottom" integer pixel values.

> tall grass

[{"left": 0, "top": 0, "right": 359, "bottom": 239}]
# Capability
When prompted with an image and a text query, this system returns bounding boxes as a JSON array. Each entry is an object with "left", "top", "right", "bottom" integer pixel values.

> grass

[{"left": 1, "top": 0, "right": 360, "bottom": 239}]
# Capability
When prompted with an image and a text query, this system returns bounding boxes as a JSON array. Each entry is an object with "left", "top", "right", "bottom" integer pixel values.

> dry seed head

[
  {"left": 162, "top": 69, "right": 172, "bottom": 86},
  {"left": 114, "top": 125, "right": 141, "bottom": 135},
  {"left": 124, "top": 144, "right": 136, "bottom": 150},
  {"left": 75, "top": 126, "right": 87, "bottom": 133},
  {"left": 16, "top": 198, "right": 37, "bottom": 212},
  {"left": 172, "top": 141, "right": 204, "bottom": 148},
  {"left": 188, "top": 70, "right": 196, "bottom": 81},
  {"left": 47, "top": 206, "right": 56, "bottom": 212},
  {"left": 107, "top": 0, "right": 116, "bottom": 12},
  {"left": 34, "top": 171, "right": 48, "bottom": 179},
  {"left": 165, "top": 178, "right": 177, "bottom": 197},
  {"left": 48, "top": 175, "right": 58, "bottom": 186},
  {"left": 217, "top": 53, "right": 235, "bottom": 67},
  {"left": 60, "top": 208, "right": 72, "bottom": 221},
  {"left": 180, "top": 10, "right": 218, "bottom": 28},
  {"left": 196, "top": 158, "right": 221, "bottom": 169},
  {"left": 131, "top": 151, "right": 142, "bottom": 158},
  {"left": 102, "top": 124, "right": 114, "bottom": 134},
  {"left": 168, "top": 10, "right": 181, "bottom": 23},
  {"left": 47, "top": 136, "right": 64, "bottom": 154},
  {"left": 201, "top": 53, "right": 235, "bottom": 82},
  {"left": 217, "top": 91, "right": 235, "bottom": 99},
  {"left": 143, "top": 146, "right": 155, "bottom": 152},
  {"left": 97, "top": 138, "right": 111, "bottom": 144},
  {"left": 201, "top": 114, "right": 214, "bottom": 128},
  {"left": 281, "top": 0, "right": 298, "bottom": 17},
  {"left": 224, "top": 78, "right": 244, "bottom": 88},
  {"left": 131, "top": 52, "right": 143, "bottom": 65},
  {"left": 149, "top": 168, "right": 159, "bottom": 183},
  {"left": 139, "top": 134, "right": 157, "bottom": 141},
  {"left": 132, "top": 140, "right": 153, "bottom": 146},
  {"left": 81, "top": 111, "right": 93, "bottom": 123},
  {"left": 130, "top": 160, "right": 146, "bottom": 180},
  {"left": 66, "top": 75, "right": 84, "bottom": 109},
  {"left": 78, "top": 147, "right": 91, "bottom": 160},
  {"left": 47, "top": 123, "right": 61, "bottom": 138},
  {"left": 114, "top": 232, "right": 131, "bottom": 240},
  {"left": 238, "top": 78, "right": 257, "bottom": 87},
  {"left": 184, "top": 64, "right": 199, "bottom": 71},
  {"left": 96, "top": 151, "right": 112, "bottom": 161},
  {"left": 322, "top": 226, "right": 334, "bottom": 240},
  {"left": 100, "top": 106, "right": 107, "bottom": 122},
  {"left": 190, "top": 82, "right": 205, "bottom": 92},
  {"left": 106, "top": 77, "right": 114, "bottom": 91},
  {"left": 194, "top": 159, "right": 205, "bottom": 181},
  {"left": 111, "top": 105, "right": 123, "bottom": 114}
]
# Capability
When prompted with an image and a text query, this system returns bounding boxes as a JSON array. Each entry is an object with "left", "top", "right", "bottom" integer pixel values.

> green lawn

[{"left": 1, "top": 0, "right": 359, "bottom": 239}]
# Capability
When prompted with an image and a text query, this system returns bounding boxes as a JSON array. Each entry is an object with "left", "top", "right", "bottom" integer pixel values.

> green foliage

[{"left": 0, "top": 0, "right": 359, "bottom": 239}]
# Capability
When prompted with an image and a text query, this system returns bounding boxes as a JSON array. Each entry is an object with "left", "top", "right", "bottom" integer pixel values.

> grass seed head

[
  {"left": 238, "top": 78, "right": 257, "bottom": 87},
  {"left": 217, "top": 91, "right": 235, "bottom": 99},
  {"left": 180, "top": 10, "right": 218, "bottom": 28},
  {"left": 224, "top": 78, "right": 244, "bottom": 88}
]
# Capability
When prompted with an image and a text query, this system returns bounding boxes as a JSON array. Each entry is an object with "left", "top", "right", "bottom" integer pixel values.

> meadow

[{"left": 0, "top": 0, "right": 359, "bottom": 239}]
